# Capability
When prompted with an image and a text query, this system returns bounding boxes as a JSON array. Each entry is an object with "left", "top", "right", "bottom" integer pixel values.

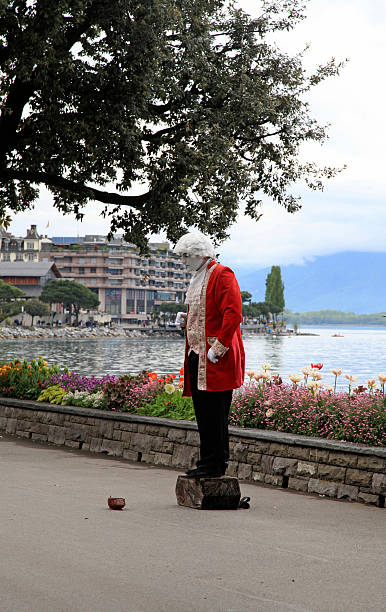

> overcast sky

[{"left": 9, "top": 0, "right": 386, "bottom": 269}]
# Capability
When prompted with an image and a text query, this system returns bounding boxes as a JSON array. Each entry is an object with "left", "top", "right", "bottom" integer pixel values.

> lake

[{"left": 0, "top": 326, "right": 385, "bottom": 388}]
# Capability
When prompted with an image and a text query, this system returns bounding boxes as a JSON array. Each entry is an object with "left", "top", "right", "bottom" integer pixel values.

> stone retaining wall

[{"left": 0, "top": 398, "right": 385, "bottom": 507}]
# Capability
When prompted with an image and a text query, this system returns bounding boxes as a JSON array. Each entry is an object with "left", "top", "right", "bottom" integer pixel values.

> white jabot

[{"left": 185, "top": 259, "right": 211, "bottom": 305}]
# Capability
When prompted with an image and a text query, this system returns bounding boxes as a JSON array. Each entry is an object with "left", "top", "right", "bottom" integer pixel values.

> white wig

[{"left": 173, "top": 232, "right": 215, "bottom": 259}]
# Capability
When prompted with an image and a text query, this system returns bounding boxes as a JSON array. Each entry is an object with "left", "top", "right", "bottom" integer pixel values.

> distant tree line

[{"left": 285, "top": 309, "right": 386, "bottom": 326}]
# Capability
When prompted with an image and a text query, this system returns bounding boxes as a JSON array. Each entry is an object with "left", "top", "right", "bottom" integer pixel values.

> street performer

[{"left": 174, "top": 232, "right": 245, "bottom": 478}]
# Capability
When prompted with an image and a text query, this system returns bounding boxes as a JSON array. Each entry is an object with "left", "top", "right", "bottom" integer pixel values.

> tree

[
  {"left": 0, "top": 1, "right": 344, "bottom": 250},
  {"left": 265, "top": 266, "right": 285, "bottom": 320},
  {"left": 24, "top": 298, "right": 50, "bottom": 326},
  {"left": 241, "top": 291, "right": 252, "bottom": 305},
  {"left": 0, "top": 279, "right": 25, "bottom": 322},
  {"left": 40, "top": 280, "right": 99, "bottom": 325},
  {"left": 158, "top": 301, "right": 187, "bottom": 325}
]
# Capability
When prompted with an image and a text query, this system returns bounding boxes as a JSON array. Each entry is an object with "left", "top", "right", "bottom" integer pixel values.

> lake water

[{"left": 0, "top": 326, "right": 385, "bottom": 388}]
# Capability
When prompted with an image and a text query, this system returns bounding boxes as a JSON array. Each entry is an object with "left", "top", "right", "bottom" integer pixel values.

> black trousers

[{"left": 188, "top": 351, "right": 233, "bottom": 474}]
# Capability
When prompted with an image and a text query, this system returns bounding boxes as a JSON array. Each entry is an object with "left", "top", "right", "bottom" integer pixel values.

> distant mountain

[{"left": 232, "top": 251, "right": 386, "bottom": 314}]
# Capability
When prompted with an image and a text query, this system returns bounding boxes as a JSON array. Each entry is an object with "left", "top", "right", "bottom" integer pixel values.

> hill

[{"left": 232, "top": 251, "right": 386, "bottom": 314}]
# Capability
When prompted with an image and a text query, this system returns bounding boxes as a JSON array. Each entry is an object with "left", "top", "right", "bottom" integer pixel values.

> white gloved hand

[
  {"left": 175, "top": 312, "right": 187, "bottom": 329},
  {"left": 207, "top": 347, "right": 219, "bottom": 364}
]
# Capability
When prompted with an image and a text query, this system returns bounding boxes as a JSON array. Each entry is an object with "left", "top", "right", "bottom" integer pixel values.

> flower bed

[{"left": 0, "top": 359, "right": 385, "bottom": 447}]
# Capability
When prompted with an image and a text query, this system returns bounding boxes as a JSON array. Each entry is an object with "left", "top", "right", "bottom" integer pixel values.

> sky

[{"left": 9, "top": 0, "right": 386, "bottom": 269}]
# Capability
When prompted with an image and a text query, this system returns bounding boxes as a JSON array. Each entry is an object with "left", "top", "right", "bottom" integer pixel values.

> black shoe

[{"left": 185, "top": 468, "right": 224, "bottom": 479}]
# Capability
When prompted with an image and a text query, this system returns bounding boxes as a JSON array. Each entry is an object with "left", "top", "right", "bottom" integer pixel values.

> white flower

[
  {"left": 378, "top": 372, "right": 386, "bottom": 384},
  {"left": 260, "top": 371, "right": 271, "bottom": 380},
  {"left": 311, "top": 370, "right": 323, "bottom": 380},
  {"left": 367, "top": 379, "right": 376, "bottom": 388},
  {"left": 266, "top": 408, "right": 274, "bottom": 418},
  {"left": 288, "top": 373, "right": 302, "bottom": 384},
  {"left": 261, "top": 363, "right": 271, "bottom": 371},
  {"left": 331, "top": 368, "right": 343, "bottom": 376},
  {"left": 302, "top": 366, "right": 312, "bottom": 376},
  {"left": 325, "top": 385, "right": 334, "bottom": 392},
  {"left": 246, "top": 371, "right": 256, "bottom": 379},
  {"left": 164, "top": 383, "right": 175, "bottom": 394}
]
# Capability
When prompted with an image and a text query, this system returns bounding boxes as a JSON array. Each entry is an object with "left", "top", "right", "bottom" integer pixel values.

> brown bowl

[{"left": 108, "top": 496, "right": 126, "bottom": 510}]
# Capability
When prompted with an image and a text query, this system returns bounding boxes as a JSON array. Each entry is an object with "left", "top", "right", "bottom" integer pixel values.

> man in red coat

[{"left": 174, "top": 232, "right": 245, "bottom": 478}]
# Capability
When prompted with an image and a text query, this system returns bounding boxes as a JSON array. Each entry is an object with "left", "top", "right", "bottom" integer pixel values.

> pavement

[{"left": 0, "top": 435, "right": 385, "bottom": 612}]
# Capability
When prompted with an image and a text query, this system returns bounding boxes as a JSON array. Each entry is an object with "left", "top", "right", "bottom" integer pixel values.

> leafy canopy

[
  {"left": 265, "top": 265, "right": 285, "bottom": 314},
  {"left": 24, "top": 297, "right": 50, "bottom": 322},
  {"left": 0, "top": 0, "right": 344, "bottom": 250},
  {"left": 40, "top": 279, "right": 99, "bottom": 311},
  {"left": 0, "top": 278, "right": 25, "bottom": 321}
]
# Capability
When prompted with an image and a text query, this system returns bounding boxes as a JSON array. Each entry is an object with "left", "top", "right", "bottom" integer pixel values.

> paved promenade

[{"left": 0, "top": 436, "right": 385, "bottom": 612}]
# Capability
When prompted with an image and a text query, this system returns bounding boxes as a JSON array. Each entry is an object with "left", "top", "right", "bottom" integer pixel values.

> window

[
  {"left": 105, "top": 288, "right": 121, "bottom": 314},
  {"left": 27, "top": 241, "right": 35, "bottom": 249},
  {"left": 90, "top": 267, "right": 96, "bottom": 273},
  {"left": 28, "top": 254, "right": 36, "bottom": 261},
  {"left": 90, "top": 257, "right": 97, "bottom": 263},
  {"left": 78, "top": 267, "right": 85, "bottom": 274},
  {"left": 126, "top": 289, "right": 135, "bottom": 314},
  {"left": 107, "top": 268, "right": 119, "bottom": 275},
  {"left": 15, "top": 254, "right": 23, "bottom": 261},
  {"left": 78, "top": 257, "right": 85, "bottom": 264},
  {"left": 2, "top": 254, "right": 10, "bottom": 261},
  {"left": 156, "top": 291, "right": 173, "bottom": 301},
  {"left": 136, "top": 289, "right": 145, "bottom": 314}
]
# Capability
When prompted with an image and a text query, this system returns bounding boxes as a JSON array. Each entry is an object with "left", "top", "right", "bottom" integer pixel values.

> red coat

[{"left": 183, "top": 261, "right": 245, "bottom": 395}]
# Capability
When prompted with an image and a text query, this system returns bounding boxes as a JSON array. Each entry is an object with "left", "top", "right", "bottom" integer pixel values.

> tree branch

[{"left": 0, "top": 169, "right": 151, "bottom": 208}]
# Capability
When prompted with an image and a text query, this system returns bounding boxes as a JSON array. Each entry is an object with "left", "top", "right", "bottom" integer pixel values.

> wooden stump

[{"left": 176, "top": 475, "right": 241, "bottom": 510}]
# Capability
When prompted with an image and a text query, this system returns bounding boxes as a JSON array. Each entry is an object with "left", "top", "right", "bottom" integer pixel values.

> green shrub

[{"left": 138, "top": 391, "right": 195, "bottom": 420}]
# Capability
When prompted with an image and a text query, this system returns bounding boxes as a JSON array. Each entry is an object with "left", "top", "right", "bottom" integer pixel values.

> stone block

[
  {"left": 345, "top": 469, "right": 372, "bottom": 487},
  {"left": 100, "top": 440, "right": 124, "bottom": 457},
  {"left": 47, "top": 425, "right": 65, "bottom": 446},
  {"left": 246, "top": 452, "right": 262, "bottom": 466},
  {"left": 65, "top": 424, "right": 89, "bottom": 442},
  {"left": 0, "top": 416, "right": 8, "bottom": 430},
  {"left": 112, "top": 429, "right": 122, "bottom": 441},
  {"left": 328, "top": 451, "right": 358, "bottom": 468},
  {"left": 272, "top": 457, "right": 297, "bottom": 475},
  {"left": 371, "top": 473, "right": 386, "bottom": 494},
  {"left": 237, "top": 463, "right": 252, "bottom": 480},
  {"left": 251, "top": 440, "right": 271, "bottom": 454},
  {"left": 288, "top": 477, "right": 308, "bottom": 492},
  {"left": 139, "top": 424, "right": 161, "bottom": 436},
  {"left": 97, "top": 420, "right": 114, "bottom": 439},
  {"left": 32, "top": 433, "right": 48, "bottom": 442},
  {"left": 123, "top": 449, "right": 139, "bottom": 462},
  {"left": 269, "top": 442, "right": 288, "bottom": 457},
  {"left": 176, "top": 475, "right": 241, "bottom": 510},
  {"left": 337, "top": 484, "right": 359, "bottom": 501},
  {"left": 167, "top": 428, "right": 187, "bottom": 443},
  {"left": 317, "top": 464, "right": 346, "bottom": 482},
  {"left": 297, "top": 461, "right": 316, "bottom": 476},
  {"left": 232, "top": 442, "right": 249, "bottom": 462},
  {"left": 120, "top": 422, "right": 138, "bottom": 432},
  {"left": 172, "top": 444, "right": 198, "bottom": 469},
  {"left": 357, "top": 492, "right": 379, "bottom": 506},
  {"left": 89, "top": 437, "right": 102, "bottom": 453},
  {"left": 226, "top": 461, "right": 238, "bottom": 477},
  {"left": 153, "top": 452, "right": 172, "bottom": 467},
  {"left": 286, "top": 446, "right": 310, "bottom": 460},
  {"left": 308, "top": 479, "right": 337, "bottom": 497},
  {"left": 140, "top": 452, "right": 155, "bottom": 464},
  {"left": 6, "top": 418, "right": 17, "bottom": 435},
  {"left": 264, "top": 474, "right": 283, "bottom": 486},
  {"left": 252, "top": 471, "right": 265, "bottom": 483},
  {"left": 161, "top": 440, "right": 174, "bottom": 454},
  {"left": 64, "top": 439, "right": 80, "bottom": 448},
  {"left": 309, "top": 448, "right": 329, "bottom": 463},
  {"left": 260, "top": 454, "right": 275, "bottom": 474},
  {"left": 185, "top": 430, "right": 200, "bottom": 446},
  {"left": 121, "top": 431, "right": 132, "bottom": 443},
  {"left": 357, "top": 456, "right": 385, "bottom": 472},
  {"left": 16, "top": 431, "right": 31, "bottom": 438},
  {"left": 130, "top": 432, "right": 154, "bottom": 453}
]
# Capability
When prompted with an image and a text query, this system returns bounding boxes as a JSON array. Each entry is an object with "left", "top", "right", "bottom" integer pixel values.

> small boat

[{"left": 332, "top": 334, "right": 344, "bottom": 337}]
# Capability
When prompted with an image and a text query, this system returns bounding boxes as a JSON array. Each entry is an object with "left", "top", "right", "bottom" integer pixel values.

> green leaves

[{"left": 0, "top": 0, "right": 343, "bottom": 249}]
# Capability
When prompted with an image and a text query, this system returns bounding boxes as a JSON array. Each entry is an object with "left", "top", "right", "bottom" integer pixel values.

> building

[
  {"left": 0, "top": 224, "right": 52, "bottom": 263},
  {"left": 1, "top": 225, "right": 191, "bottom": 324},
  {"left": 0, "top": 261, "right": 61, "bottom": 298},
  {"left": 39, "top": 234, "right": 192, "bottom": 324}
]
